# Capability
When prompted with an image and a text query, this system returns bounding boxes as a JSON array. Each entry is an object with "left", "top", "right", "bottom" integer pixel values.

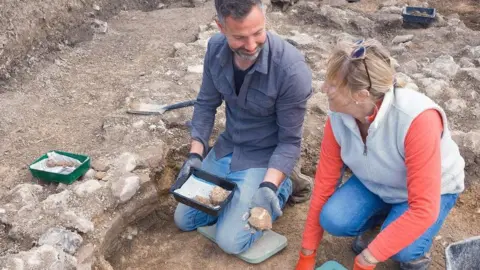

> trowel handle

[{"left": 164, "top": 100, "right": 196, "bottom": 111}]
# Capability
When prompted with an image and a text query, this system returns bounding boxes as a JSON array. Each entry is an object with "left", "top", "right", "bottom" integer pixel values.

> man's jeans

[
  {"left": 320, "top": 175, "right": 458, "bottom": 263},
  {"left": 174, "top": 151, "right": 293, "bottom": 255}
]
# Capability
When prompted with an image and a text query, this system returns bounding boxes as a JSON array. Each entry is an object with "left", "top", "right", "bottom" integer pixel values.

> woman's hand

[
  {"left": 295, "top": 248, "right": 316, "bottom": 270},
  {"left": 353, "top": 249, "right": 378, "bottom": 270}
]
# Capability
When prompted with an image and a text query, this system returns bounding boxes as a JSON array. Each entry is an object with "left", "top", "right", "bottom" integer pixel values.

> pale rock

[
  {"left": 56, "top": 183, "right": 69, "bottom": 192},
  {"left": 61, "top": 211, "right": 94, "bottom": 233},
  {"left": 411, "top": 73, "right": 425, "bottom": 80},
  {"left": 424, "top": 55, "right": 459, "bottom": 79},
  {"left": 41, "top": 190, "right": 72, "bottom": 214},
  {"left": 198, "top": 24, "right": 208, "bottom": 32},
  {"left": 115, "top": 152, "right": 140, "bottom": 173},
  {"left": 92, "top": 19, "right": 108, "bottom": 34},
  {"left": 444, "top": 98, "right": 467, "bottom": 113},
  {"left": 5, "top": 184, "right": 43, "bottom": 207},
  {"left": 392, "top": 34, "right": 414, "bottom": 44},
  {"left": 83, "top": 168, "right": 96, "bottom": 179},
  {"left": 173, "top": 42, "right": 187, "bottom": 50},
  {"left": 111, "top": 173, "right": 141, "bottom": 203},
  {"left": 74, "top": 180, "right": 102, "bottom": 197},
  {"left": 157, "top": 3, "right": 165, "bottom": 9},
  {"left": 93, "top": 4, "right": 100, "bottom": 11},
  {"left": 451, "top": 130, "right": 466, "bottom": 146},
  {"left": 0, "top": 207, "right": 6, "bottom": 223},
  {"left": 76, "top": 243, "right": 95, "bottom": 265},
  {"left": 463, "top": 131, "right": 480, "bottom": 155},
  {"left": 391, "top": 44, "right": 407, "bottom": 54},
  {"left": 39, "top": 227, "right": 83, "bottom": 254},
  {"left": 418, "top": 78, "right": 448, "bottom": 98},
  {"left": 374, "top": 13, "right": 403, "bottom": 30},
  {"left": 457, "top": 68, "right": 480, "bottom": 83},
  {"left": 400, "top": 60, "right": 419, "bottom": 74},
  {"left": 1, "top": 245, "right": 77, "bottom": 270},
  {"left": 379, "top": 0, "right": 398, "bottom": 8},
  {"left": 132, "top": 120, "right": 146, "bottom": 129},
  {"left": 459, "top": 57, "right": 475, "bottom": 68},
  {"left": 187, "top": 65, "right": 203, "bottom": 74},
  {"left": 91, "top": 159, "right": 110, "bottom": 172},
  {"left": 286, "top": 31, "right": 315, "bottom": 46},
  {"left": 380, "top": 6, "right": 403, "bottom": 14},
  {"left": 95, "top": 171, "right": 107, "bottom": 180},
  {"left": 149, "top": 124, "right": 157, "bottom": 131}
]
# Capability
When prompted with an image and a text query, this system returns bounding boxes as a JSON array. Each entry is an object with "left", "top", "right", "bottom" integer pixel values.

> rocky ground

[{"left": 0, "top": 0, "right": 479, "bottom": 269}]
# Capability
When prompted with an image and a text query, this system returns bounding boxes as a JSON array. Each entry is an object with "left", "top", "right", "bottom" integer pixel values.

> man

[{"left": 174, "top": 0, "right": 313, "bottom": 255}]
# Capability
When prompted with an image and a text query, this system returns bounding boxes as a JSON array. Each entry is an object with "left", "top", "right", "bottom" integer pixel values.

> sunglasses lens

[{"left": 352, "top": 46, "right": 365, "bottom": 58}]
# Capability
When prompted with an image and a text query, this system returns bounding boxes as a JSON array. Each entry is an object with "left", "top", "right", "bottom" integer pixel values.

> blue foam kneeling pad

[
  {"left": 197, "top": 224, "right": 287, "bottom": 264},
  {"left": 316, "top": 260, "right": 348, "bottom": 270}
]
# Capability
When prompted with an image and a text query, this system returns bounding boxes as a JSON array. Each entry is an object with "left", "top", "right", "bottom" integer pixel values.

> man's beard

[{"left": 232, "top": 43, "right": 264, "bottom": 61}]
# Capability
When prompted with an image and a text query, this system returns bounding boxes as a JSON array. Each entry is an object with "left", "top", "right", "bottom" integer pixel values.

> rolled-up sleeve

[
  {"left": 268, "top": 61, "right": 313, "bottom": 176},
  {"left": 190, "top": 42, "right": 223, "bottom": 151}
]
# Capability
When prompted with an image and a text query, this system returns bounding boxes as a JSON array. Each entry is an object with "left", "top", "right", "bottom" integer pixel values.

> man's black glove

[{"left": 176, "top": 153, "right": 203, "bottom": 181}]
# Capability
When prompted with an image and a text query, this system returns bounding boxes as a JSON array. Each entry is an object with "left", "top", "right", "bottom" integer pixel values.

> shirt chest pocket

[{"left": 245, "top": 88, "right": 275, "bottom": 116}]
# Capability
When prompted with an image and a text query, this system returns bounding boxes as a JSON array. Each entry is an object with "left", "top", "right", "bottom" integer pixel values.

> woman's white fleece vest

[{"left": 329, "top": 87, "right": 465, "bottom": 204}]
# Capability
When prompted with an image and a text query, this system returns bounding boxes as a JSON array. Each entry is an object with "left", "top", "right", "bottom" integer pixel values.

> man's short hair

[{"left": 215, "top": 0, "right": 263, "bottom": 24}]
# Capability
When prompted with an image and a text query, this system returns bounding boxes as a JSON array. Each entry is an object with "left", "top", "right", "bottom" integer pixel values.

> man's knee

[
  {"left": 215, "top": 224, "right": 254, "bottom": 255},
  {"left": 174, "top": 204, "right": 195, "bottom": 232},
  {"left": 320, "top": 203, "right": 358, "bottom": 237}
]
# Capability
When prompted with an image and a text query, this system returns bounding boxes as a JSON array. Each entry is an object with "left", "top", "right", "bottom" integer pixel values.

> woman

[{"left": 295, "top": 39, "right": 465, "bottom": 270}]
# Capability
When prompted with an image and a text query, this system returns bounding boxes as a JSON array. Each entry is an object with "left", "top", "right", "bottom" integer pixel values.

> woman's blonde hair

[{"left": 325, "top": 39, "right": 396, "bottom": 100}]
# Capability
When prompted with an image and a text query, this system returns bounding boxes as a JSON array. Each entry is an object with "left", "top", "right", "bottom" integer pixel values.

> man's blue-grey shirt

[{"left": 190, "top": 31, "right": 313, "bottom": 176}]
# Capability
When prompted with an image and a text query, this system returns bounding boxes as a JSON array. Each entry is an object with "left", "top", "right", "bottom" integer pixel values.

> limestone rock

[
  {"left": 74, "top": 180, "right": 102, "bottom": 197},
  {"left": 423, "top": 55, "right": 459, "bottom": 79},
  {"left": 457, "top": 68, "right": 480, "bottom": 83},
  {"left": 444, "top": 98, "right": 467, "bottom": 113},
  {"left": 400, "top": 60, "right": 419, "bottom": 74},
  {"left": 392, "top": 34, "right": 414, "bottom": 44},
  {"left": 39, "top": 227, "right": 83, "bottom": 255},
  {"left": 187, "top": 65, "right": 203, "bottom": 74},
  {"left": 95, "top": 171, "right": 107, "bottom": 180},
  {"left": 3, "top": 184, "right": 44, "bottom": 208},
  {"left": 111, "top": 173, "right": 141, "bottom": 203},
  {"left": 115, "top": 152, "right": 140, "bottom": 173},
  {"left": 0, "top": 245, "right": 77, "bottom": 270},
  {"left": 286, "top": 30, "right": 315, "bottom": 46},
  {"left": 418, "top": 78, "right": 448, "bottom": 98},
  {"left": 459, "top": 57, "right": 475, "bottom": 68},
  {"left": 92, "top": 19, "right": 108, "bottom": 34},
  {"left": 464, "top": 131, "right": 480, "bottom": 155},
  {"left": 83, "top": 168, "right": 96, "bottom": 179},
  {"left": 379, "top": 6, "right": 402, "bottom": 14},
  {"left": 248, "top": 207, "right": 272, "bottom": 230},
  {"left": 61, "top": 211, "right": 94, "bottom": 233},
  {"left": 91, "top": 158, "right": 110, "bottom": 172}
]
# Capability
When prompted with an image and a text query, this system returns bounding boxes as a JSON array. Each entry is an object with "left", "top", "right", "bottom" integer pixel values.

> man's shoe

[
  {"left": 399, "top": 255, "right": 432, "bottom": 270},
  {"left": 351, "top": 226, "right": 382, "bottom": 254},
  {"left": 288, "top": 162, "right": 313, "bottom": 204}
]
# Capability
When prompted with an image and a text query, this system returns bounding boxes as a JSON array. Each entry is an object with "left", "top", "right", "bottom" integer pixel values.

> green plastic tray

[{"left": 29, "top": 150, "right": 91, "bottom": 184}]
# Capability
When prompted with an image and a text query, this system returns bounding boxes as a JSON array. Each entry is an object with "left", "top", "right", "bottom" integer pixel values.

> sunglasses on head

[{"left": 351, "top": 39, "right": 372, "bottom": 91}]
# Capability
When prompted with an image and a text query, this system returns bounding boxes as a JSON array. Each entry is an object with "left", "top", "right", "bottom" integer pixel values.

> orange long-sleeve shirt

[{"left": 301, "top": 108, "right": 443, "bottom": 262}]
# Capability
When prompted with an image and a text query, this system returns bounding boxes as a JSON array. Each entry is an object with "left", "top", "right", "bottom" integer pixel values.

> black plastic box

[{"left": 169, "top": 168, "right": 237, "bottom": 216}]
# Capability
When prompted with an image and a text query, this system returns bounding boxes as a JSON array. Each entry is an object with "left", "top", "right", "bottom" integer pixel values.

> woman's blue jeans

[{"left": 320, "top": 175, "right": 459, "bottom": 262}]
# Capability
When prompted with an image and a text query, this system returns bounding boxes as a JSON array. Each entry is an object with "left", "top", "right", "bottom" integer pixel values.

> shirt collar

[{"left": 216, "top": 31, "right": 270, "bottom": 75}]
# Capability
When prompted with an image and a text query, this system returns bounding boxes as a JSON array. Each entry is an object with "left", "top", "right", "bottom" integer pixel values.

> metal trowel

[{"left": 127, "top": 99, "right": 196, "bottom": 115}]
